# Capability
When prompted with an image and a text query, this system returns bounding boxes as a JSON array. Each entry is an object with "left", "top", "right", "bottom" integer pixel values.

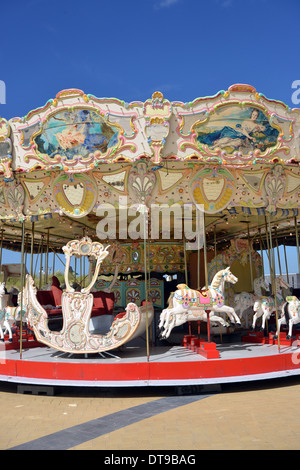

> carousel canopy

[{"left": 0, "top": 84, "right": 299, "bottom": 254}]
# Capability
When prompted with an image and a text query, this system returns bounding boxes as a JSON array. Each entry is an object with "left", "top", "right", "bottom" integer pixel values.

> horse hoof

[
  {"left": 0, "top": 338, "right": 4, "bottom": 342},
  {"left": 273, "top": 335, "right": 278, "bottom": 340},
  {"left": 8, "top": 338, "right": 12, "bottom": 343},
  {"left": 287, "top": 335, "right": 291, "bottom": 340}
]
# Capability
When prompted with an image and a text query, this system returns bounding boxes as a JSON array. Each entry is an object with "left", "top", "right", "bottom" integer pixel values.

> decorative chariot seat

[{"left": 25, "top": 237, "right": 154, "bottom": 354}]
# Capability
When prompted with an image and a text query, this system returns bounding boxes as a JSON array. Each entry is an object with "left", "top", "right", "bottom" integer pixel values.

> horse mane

[
  {"left": 176, "top": 284, "right": 189, "bottom": 290},
  {"left": 210, "top": 269, "right": 224, "bottom": 289}
]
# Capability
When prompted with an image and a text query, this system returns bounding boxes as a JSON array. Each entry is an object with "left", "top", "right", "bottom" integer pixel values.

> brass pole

[
  {"left": 294, "top": 216, "right": 300, "bottom": 275},
  {"left": 202, "top": 212, "right": 210, "bottom": 342},
  {"left": 283, "top": 244, "right": 289, "bottom": 284},
  {"left": 197, "top": 236, "right": 200, "bottom": 290},
  {"left": 80, "top": 252, "right": 82, "bottom": 286},
  {"left": 0, "top": 229, "right": 3, "bottom": 281},
  {"left": 52, "top": 249, "right": 56, "bottom": 276},
  {"left": 258, "top": 228, "right": 265, "bottom": 278},
  {"left": 30, "top": 222, "right": 35, "bottom": 276},
  {"left": 264, "top": 216, "right": 272, "bottom": 335},
  {"left": 203, "top": 213, "right": 208, "bottom": 289},
  {"left": 264, "top": 216, "right": 271, "bottom": 267},
  {"left": 275, "top": 227, "right": 282, "bottom": 276},
  {"left": 214, "top": 225, "right": 217, "bottom": 275},
  {"left": 83, "top": 254, "right": 86, "bottom": 288},
  {"left": 147, "top": 237, "right": 152, "bottom": 345},
  {"left": 39, "top": 236, "right": 44, "bottom": 289},
  {"left": 214, "top": 226, "right": 221, "bottom": 341},
  {"left": 268, "top": 216, "right": 280, "bottom": 352},
  {"left": 143, "top": 207, "right": 150, "bottom": 361},
  {"left": 183, "top": 236, "right": 188, "bottom": 285},
  {"left": 45, "top": 228, "right": 50, "bottom": 285},
  {"left": 34, "top": 237, "right": 42, "bottom": 279},
  {"left": 24, "top": 234, "right": 28, "bottom": 281},
  {"left": 19, "top": 221, "right": 25, "bottom": 360},
  {"left": 247, "top": 223, "right": 254, "bottom": 291}
]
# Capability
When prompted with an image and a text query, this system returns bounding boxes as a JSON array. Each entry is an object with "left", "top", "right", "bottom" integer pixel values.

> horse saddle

[{"left": 174, "top": 284, "right": 214, "bottom": 309}]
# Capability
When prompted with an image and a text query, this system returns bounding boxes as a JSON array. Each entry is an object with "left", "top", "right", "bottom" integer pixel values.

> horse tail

[
  {"left": 284, "top": 302, "right": 289, "bottom": 326},
  {"left": 167, "top": 292, "right": 174, "bottom": 308}
]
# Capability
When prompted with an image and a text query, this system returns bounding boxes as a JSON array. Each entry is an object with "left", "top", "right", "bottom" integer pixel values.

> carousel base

[{"left": 0, "top": 332, "right": 300, "bottom": 388}]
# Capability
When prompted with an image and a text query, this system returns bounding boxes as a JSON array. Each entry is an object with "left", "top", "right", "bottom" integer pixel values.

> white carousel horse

[
  {"left": 252, "top": 276, "right": 290, "bottom": 331},
  {"left": 274, "top": 295, "right": 300, "bottom": 340},
  {"left": 0, "top": 282, "right": 13, "bottom": 343},
  {"left": 159, "top": 267, "right": 240, "bottom": 339},
  {"left": 234, "top": 276, "right": 269, "bottom": 327}
]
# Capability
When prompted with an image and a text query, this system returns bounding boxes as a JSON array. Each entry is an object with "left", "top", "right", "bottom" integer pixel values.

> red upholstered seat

[
  {"left": 52, "top": 276, "right": 61, "bottom": 287},
  {"left": 114, "top": 311, "right": 126, "bottom": 321},
  {"left": 50, "top": 275, "right": 63, "bottom": 307},
  {"left": 93, "top": 291, "right": 115, "bottom": 315},
  {"left": 51, "top": 285, "right": 62, "bottom": 307},
  {"left": 104, "top": 293, "right": 115, "bottom": 315},
  {"left": 37, "top": 290, "right": 54, "bottom": 306},
  {"left": 47, "top": 308, "right": 62, "bottom": 317},
  {"left": 37, "top": 286, "right": 115, "bottom": 320}
]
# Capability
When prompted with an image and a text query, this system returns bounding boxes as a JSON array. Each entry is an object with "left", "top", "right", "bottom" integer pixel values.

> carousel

[{"left": 0, "top": 83, "right": 299, "bottom": 389}]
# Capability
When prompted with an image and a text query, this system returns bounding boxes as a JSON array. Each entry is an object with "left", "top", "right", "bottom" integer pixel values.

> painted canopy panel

[
  {"left": 0, "top": 85, "right": 298, "bottom": 224},
  {"left": 195, "top": 106, "right": 279, "bottom": 156},
  {"left": 2, "top": 84, "right": 299, "bottom": 177},
  {"left": 34, "top": 109, "right": 120, "bottom": 160}
]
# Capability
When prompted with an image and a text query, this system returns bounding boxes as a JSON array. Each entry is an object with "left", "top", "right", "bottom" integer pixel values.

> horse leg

[
  {"left": 252, "top": 309, "right": 262, "bottom": 330},
  {"left": 240, "top": 302, "right": 251, "bottom": 327},
  {"left": 287, "top": 318, "right": 294, "bottom": 340},
  {"left": 163, "top": 314, "right": 177, "bottom": 339},
  {"left": 159, "top": 309, "right": 167, "bottom": 330},
  {"left": 261, "top": 305, "right": 272, "bottom": 331},
  {"left": 162, "top": 312, "right": 178, "bottom": 339},
  {"left": 228, "top": 306, "right": 242, "bottom": 325},
  {"left": 0, "top": 325, "right": 4, "bottom": 342},
  {"left": 274, "top": 316, "right": 285, "bottom": 340},
  {"left": 159, "top": 308, "right": 175, "bottom": 337},
  {"left": 209, "top": 314, "right": 230, "bottom": 328},
  {"left": 212, "top": 306, "right": 233, "bottom": 326},
  {"left": 3, "top": 320, "right": 12, "bottom": 342},
  {"left": 161, "top": 306, "right": 186, "bottom": 339},
  {"left": 159, "top": 308, "right": 175, "bottom": 338},
  {"left": 213, "top": 305, "right": 241, "bottom": 326}
]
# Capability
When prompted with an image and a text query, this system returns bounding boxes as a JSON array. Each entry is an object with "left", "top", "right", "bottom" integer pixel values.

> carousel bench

[{"left": 36, "top": 289, "right": 115, "bottom": 319}]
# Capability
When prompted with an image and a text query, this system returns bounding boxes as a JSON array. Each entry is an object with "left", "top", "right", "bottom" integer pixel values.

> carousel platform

[{"left": 0, "top": 334, "right": 300, "bottom": 389}]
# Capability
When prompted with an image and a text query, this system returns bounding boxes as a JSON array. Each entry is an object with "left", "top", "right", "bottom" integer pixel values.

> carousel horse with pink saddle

[{"left": 159, "top": 267, "right": 241, "bottom": 339}]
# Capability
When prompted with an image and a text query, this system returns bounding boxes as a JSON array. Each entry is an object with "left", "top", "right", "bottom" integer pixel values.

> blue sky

[
  {"left": 0, "top": 0, "right": 300, "bottom": 276},
  {"left": 1, "top": 0, "right": 300, "bottom": 119}
]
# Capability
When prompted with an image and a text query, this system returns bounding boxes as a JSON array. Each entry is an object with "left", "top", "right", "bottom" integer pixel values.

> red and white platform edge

[{"left": 0, "top": 331, "right": 300, "bottom": 387}]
